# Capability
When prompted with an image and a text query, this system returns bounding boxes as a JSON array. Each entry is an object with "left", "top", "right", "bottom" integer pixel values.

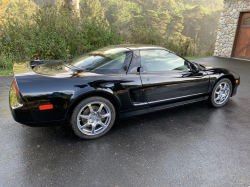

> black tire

[
  {"left": 210, "top": 78, "right": 232, "bottom": 108},
  {"left": 70, "top": 96, "right": 116, "bottom": 139}
]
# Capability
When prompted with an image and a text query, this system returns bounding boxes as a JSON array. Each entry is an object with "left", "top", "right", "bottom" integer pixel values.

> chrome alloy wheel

[
  {"left": 214, "top": 82, "right": 231, "bottom": 105},
  {"left": 77, "top": 102, "right": 111, "bottom": 136}
]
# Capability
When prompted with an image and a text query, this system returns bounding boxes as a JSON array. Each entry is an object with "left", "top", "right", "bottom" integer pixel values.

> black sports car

[{"left": 9, "top": 45, "right": 240, "bottom": 139}]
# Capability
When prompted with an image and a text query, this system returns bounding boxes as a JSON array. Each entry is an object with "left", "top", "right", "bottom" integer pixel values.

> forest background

[{"left": 0, "top": 0, "right": 223, "bottom": 75}]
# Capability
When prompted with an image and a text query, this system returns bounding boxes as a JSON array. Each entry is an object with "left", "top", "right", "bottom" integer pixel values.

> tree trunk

[{"left": 64, "top": 0, "right": 80, "bottom": 16}]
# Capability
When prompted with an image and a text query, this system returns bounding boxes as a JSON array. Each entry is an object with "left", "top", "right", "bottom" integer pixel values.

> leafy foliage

[
  {"left": 0, "top": 0, "right": 223, "bottom": 74},
  {"left": 0, "top": 3, "right": 123, "bottom": 71},
  {"left": 80, "top": 0, "right": 105, "bottom": 20},
  {"left": 101, "top": 0, "right": 222, "bottom": 56}
]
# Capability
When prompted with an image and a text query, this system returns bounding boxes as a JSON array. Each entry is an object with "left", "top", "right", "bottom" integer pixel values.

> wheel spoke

[
  {"left": 215, "top": 91, "right": 220, "bottom": 95},
  {"left": 80, "top": 115, "right": 90, "bottom": 119},
  {"left": 97, "top": 104, "right": 104, "bottom": 113},
  {"left": 88, "top": 104, "right": 94, "bottom": 113},
  {"left": 215, "top": 95, "right": 221, "bottom": 101},
  {"left": 91, "top": 125, "right": 96, "bottom": 134},
  {"left": 80, "top": 122, "right": 91, "bottom": 130},
  {"left": 219, "top": 97, "right": 224, "bottom": 103},
  {"left": 101, "top": 113, "right": 110, "bottom": 118},
  {"left": 223, "top": 84, "right": 227, "bottom": 90},
  {"left": 99, "top": 121, "right": 106, "bottom": 128},
  {"left": 219, "top": 84, "right": 223, "bottom": 91}
]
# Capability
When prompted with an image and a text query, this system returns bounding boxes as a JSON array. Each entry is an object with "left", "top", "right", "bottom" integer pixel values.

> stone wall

[{"left": 214, "top": 0, "right": 250, "bottom": 58}]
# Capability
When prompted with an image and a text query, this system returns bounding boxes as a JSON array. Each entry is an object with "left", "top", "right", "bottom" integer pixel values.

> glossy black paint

[{"left": 9, "top": 45, "right": 240, "bottom": 127}]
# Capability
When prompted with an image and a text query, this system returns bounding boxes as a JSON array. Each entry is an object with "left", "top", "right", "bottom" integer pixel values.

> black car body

[{"left": 10, "top": 44, "right": 240, "bottom": 128}]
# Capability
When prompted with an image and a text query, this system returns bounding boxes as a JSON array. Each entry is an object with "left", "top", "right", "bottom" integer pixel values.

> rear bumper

[
  {"left": 10, "top": 82, "right": 35, "bottom": 124},
  {"left": 9, "top": 82, "right": 64, "bottom": 127},
  {"left": 10, "top": 105, "right": 64, "bottom": 127}
]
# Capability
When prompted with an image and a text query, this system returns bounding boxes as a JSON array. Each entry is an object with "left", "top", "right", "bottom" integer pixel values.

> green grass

[
  {"left": 185, "top": 55, "right": 212, "bottom": 60},
  {"left": 0, "top": 69, "right": 12, "bottom": 76}
]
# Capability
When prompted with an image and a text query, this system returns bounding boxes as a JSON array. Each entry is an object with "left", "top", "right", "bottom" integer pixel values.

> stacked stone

[{"left": 214, "top": 0, "right": 250, "bottom": 58}]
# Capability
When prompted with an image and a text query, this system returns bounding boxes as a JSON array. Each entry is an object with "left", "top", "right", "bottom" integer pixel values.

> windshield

[{"left": 67, "top": 46, "right": 131, "bottom": 72}]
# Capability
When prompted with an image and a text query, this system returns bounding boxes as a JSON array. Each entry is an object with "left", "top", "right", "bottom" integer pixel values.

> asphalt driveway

[{"left": 0, "top": 56, "right": 250, "bottom": 187}]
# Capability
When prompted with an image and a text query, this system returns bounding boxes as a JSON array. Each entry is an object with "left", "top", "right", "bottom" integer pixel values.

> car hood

[
  {"left": 195, "top": 62, "right": 240, "bottom": 80},
  {"left": 198, "top": 63, "right": 213, "bottom": 69}
]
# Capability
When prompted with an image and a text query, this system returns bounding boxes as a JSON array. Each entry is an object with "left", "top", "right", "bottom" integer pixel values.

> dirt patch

[{"left": 0, "top": 74, "right": 13, "bottom": 77}]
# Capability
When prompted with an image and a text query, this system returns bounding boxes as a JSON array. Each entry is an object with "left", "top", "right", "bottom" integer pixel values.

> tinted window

[
  {"left": 68, "top": 47, "right": 131, "bottom": 73},
  {"left": 140, "top": 50, "right": 190, "bottom": 71}
]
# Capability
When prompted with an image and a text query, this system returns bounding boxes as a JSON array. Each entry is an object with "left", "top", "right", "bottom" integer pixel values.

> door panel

[
  {"left": 140, "top": 71, "right": 210, "bottom": 107},
  {"left": 138, "top": 49, "right": 210, "bottom": 109},
  {"left": 233, "top": 13, "right": 250, "bottom": 59}
]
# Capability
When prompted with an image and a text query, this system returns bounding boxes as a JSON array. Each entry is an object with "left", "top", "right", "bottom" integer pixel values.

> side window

[
  {"left": 94, "top": 53, "right": 126, "bottom": 70},
  {"left": 140, "top": 50, "right": 191, "bottom": 71},
  {"left": 92, "top": 52, "right": 132, "bottom": 74}
]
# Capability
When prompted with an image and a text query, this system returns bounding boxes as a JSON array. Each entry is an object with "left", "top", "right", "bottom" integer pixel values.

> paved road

[{"left": 0, "top": 57, "right": 250, "bottom": 187}]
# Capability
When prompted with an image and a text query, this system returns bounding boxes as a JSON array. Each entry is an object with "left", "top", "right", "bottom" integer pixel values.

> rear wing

[{"left": 30, "top": 60, "right": 65, "bottom": 69}]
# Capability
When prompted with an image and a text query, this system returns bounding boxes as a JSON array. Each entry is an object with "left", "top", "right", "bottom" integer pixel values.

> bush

[
  {"left": 0, "top": 3, "right": 123, "bottom": 71},
  {"left": 164, "top": 35, "right": 197, "bottom": 56},
  {"left": 0, "top": 55, "right": 15, "bottom": 70},
  {"left": 126, "top": 21, "right": 197, "bottom": 56},
  {"left": 0, "top": 3, "right": 205, "bottom": 73}
]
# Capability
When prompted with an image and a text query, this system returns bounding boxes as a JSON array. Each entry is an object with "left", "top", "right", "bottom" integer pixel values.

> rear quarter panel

[{"left": 15, "top": 70, "right": 145, "bottom": 122}]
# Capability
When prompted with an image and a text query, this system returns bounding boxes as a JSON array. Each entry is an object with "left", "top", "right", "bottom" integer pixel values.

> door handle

[{"left": 137, "top": 67, "right": 144, "bottom": 72}]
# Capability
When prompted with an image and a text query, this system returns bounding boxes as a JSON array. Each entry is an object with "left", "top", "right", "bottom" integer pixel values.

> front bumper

[
  {"left": 231, "top": 77, "right": 240, "bottom": 97},
  {"left": 231, "top": 85, "right": 239, "bottom": 97}
]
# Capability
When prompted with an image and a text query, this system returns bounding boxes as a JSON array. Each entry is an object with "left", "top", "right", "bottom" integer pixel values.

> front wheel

[
  {"left": 71, "top": 96, "right": 116, "bottom": 139},
  {"left": 210, "top": 78, "right": 232, "bottom": 108}
]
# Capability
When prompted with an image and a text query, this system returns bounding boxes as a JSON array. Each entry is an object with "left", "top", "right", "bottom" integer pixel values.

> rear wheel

[
  {"left": 71, "top": 96, "right": 116, "bottom": 139},
  {"left": 210, "top": 78, "right": 232, "bottom": 108}
]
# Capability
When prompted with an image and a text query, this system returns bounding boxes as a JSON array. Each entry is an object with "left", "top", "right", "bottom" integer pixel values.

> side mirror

[
  {"left": 193, "top": 65, "right": 199, "bottom": 73},
  {"left": 189, "top": 62, "right": 199, "bottom": 73}
]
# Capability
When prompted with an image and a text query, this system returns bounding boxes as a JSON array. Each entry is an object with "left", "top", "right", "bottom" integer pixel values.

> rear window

[{"left": 68, "top": 47, "right": 131, "bottom": 73}]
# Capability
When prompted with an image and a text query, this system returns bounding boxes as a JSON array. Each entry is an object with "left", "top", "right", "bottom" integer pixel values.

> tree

[
  {"left": 4, "top": 0, "right": 37, "bottom": 22},
  {"left": 175, "top": 0, "right": 223, "bottom": 10},
  {"left": 103, "top": 0, "right": 141, "bottom": 30},
  {"left": 0, "top": 0, "right": 10, "bottom": 24},
  {"left": 181, "top": 5, "right": 203, "bottom": 38},
  {"left": 80, "top": 0, "right": 105, "bottom": 20},
  {"left": 166, "top": 13, "right": 184, "bottom": 40},
  {"left": 64, "top": 0, "right": 79, "bottom": 16},
  {"left": 32, "top": 0, "right": 55, "bottom": 7}
]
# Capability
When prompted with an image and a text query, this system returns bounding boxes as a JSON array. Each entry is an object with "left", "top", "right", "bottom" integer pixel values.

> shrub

[
  {"left": 0, "top": 3, "right": 203, "bottom": 73},
  {"left": 0, "top": 3, "right": 123, "bottom": 71}
]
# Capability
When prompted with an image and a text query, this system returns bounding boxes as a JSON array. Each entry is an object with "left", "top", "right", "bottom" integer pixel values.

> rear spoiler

[{"left": 30, "top": 60, "right": 66, "bottom": 69}]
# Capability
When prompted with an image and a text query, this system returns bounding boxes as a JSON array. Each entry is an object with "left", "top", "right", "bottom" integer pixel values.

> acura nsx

[{"left": 9, "top": 45, "right": 240, "bottom": 139}]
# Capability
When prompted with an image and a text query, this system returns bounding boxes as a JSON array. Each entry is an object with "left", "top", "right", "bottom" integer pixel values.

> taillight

[{"left": 13, "top": 77, "right": 20, "bottom": 97}]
